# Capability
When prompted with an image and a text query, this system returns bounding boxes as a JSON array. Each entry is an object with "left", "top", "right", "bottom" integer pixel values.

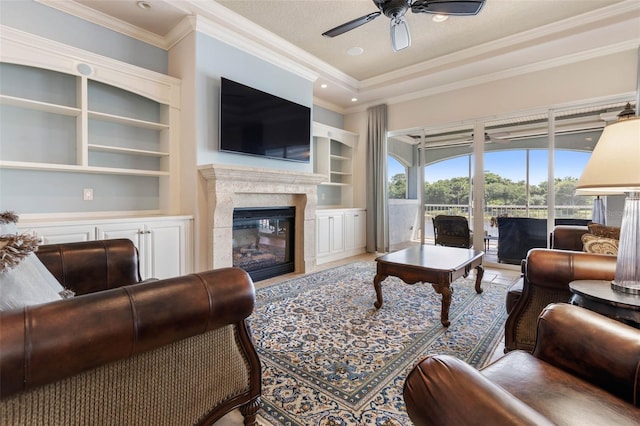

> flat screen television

[{"left": 219, "top": 77, "right": 311, "bottom": 162}]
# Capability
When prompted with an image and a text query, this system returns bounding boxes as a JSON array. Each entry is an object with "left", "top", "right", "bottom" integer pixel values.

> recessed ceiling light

[
  {"left": 432, "top": 14, "right": 448, "bottom": 23},
  {"left": 351, "top": 98, "right": 358, "bottom": 102},
  {"left": 320, "top": 84, "right": 328, "bottom": 89},
  {"left": 347, "top": 47, "right": 364, "bottom": 56},
  {"left": 137, "top": 1, "right": 152, "bottom": 10}
]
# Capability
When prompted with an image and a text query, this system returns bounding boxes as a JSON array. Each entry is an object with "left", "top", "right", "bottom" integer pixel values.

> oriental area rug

[{"left": 248, "top": 261, "right": 509, "bottom": 426}]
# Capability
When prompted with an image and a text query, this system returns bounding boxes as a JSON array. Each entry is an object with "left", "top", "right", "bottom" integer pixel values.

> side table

[{"left": 569, "top": 280, "right": 640, "bottom": 328}]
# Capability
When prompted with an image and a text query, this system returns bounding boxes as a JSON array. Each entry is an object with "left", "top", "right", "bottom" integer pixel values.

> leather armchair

[
  {"left": 404, "top": 303, "right": 640, "bottom": 425},
  {"left": 504, "top": 248, "right": 616, "bottom": 352}
]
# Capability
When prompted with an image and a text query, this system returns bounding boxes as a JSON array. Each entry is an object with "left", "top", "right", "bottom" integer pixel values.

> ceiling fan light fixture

[
  {"left": 432, "top": 14, "right": 449, "bottom": 22},
  {"left": 391, "top": 17, "right": 411, "bottom": 52}
]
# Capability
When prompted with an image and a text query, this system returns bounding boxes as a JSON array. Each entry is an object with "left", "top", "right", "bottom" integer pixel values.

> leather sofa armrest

[
  {"left": 525, "top": 249, "right": 616, "bottom": 291},
  {"left": 551, "top": 226, "right": 588, "bottom": 251},
  {"left": 403, "top": 355, "right": 554, "bottom": 426},
  {"left": 35, "top": 239, "right": 142, "bottom": 295},
  {"left": 0, "top": 267, "right": 255, "bottom": 398},
  {"left": 533, "top": 303, "right": 640, "bottom": 406}
]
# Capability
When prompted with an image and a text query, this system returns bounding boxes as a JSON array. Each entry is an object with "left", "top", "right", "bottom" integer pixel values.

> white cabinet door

[
  {"left": 330, "top": 213, "right": 345, "bottom": 253},
  {"left": 316, "top": 211, "right": 345, "bottom": 263},
  {"left": 20, "top": 216, "right": 191, "bottom": 281},
  {"left": 96, "top": 223, "right": 144, "bottom": 249},
  {"left": 344, "top": 210, "right": 365, "bottom": 251},
  {"left": 145, "top": 220, "right": 186, "bottom": 280},
  {"left": 24, "top": 225, "right": 96, "bottom": 244},
  {"left": 354, "top": 211, "right": 366, "bottom": 249},
  {"left": 316, "top": 214, "right": 332, "bottom": 257}
]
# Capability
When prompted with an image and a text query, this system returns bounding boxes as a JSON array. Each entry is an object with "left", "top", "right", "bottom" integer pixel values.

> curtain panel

[{"left": 366, "top": 104, "right": 389, "bottom": 253}]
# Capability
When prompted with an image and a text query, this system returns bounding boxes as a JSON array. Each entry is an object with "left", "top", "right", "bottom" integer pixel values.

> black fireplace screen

[{"left": 232, "top": 207, "right": 295, "bottom": 281}]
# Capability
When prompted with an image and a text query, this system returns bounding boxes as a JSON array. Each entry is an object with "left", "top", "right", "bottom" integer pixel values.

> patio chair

[{"left": 433, "top": 215, "right": 473, "bottom": 248}]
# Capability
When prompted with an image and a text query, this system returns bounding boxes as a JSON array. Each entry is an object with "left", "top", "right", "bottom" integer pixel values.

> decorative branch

[
  {"left": 0, "top": 211, "right": 19, "bottom": 225},
  {"left": 0, "top": 233, "right": 39, "bottom": 272}
]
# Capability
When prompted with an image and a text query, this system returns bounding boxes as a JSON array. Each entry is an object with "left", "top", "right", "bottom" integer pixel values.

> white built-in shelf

[
  {"left": 88, "top": 111, "right": 169, "bottom": 130},
  {"left": 0, "top": 94, "right": 81, "bottom": 116},
  {"left": 313, "top": 122, "right": 358, "bottom": 208},
  {"left": 0, "top": 160, "right": 169, "bottom": 177},
  {"left": 88, "top": 144, "right": 169, "bottom": 157}
]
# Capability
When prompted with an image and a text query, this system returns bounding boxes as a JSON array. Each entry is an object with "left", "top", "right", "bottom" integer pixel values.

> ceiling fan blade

[
  {"left": 322, "top": 11, "right": 381, "bottom": 37},
  {"left": 390, "top": 17, "right": 411, "bottom": 52},
  {"left": 411, "top": 0, "right": 486, "bottom": 16}
]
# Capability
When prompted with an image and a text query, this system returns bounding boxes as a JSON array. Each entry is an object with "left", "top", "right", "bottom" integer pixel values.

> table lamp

[
  {"left": 576, "top": 103, "right": 640, "bottom": 294},
  {"left": 574, "top": 189, "right": 623, "bottom": 225}
]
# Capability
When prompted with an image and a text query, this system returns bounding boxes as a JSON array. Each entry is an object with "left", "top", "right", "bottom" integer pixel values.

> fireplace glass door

[{"left": 232, "top": 207, "right": 295, "bottom": 281}]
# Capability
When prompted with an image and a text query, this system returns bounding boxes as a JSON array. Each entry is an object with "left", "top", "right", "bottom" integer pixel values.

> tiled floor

[{"left": 215, "top": 248, "right": 521, "bottom": 425}]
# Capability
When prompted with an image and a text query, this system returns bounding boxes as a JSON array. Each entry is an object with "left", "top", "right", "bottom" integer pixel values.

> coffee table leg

[
  {"left": 373, "top": 273, "right": 387, "bottom": 309},
  {"left": 475, "top": 265, "right": 484, "bottom": 294},
  {"left": 431, "top": 283, "right": 452, "bottom": 327}
]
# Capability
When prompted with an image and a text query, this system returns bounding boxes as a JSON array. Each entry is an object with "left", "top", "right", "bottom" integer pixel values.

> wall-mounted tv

[{"left": 219, "top": 77, "right": 311, "bottom": 163}]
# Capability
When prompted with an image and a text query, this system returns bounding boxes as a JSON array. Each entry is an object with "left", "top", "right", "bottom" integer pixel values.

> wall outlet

[{"left": 83, "top": 188, "right": 93, "bottom": 201}]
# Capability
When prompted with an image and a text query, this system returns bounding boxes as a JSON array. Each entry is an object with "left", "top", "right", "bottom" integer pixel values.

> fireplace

[
  {"left": 233, "top": 207, "right": 295, "bottom": 281},
  {"left": 199, "top": 164, "right": 326, "bottom": 277}
]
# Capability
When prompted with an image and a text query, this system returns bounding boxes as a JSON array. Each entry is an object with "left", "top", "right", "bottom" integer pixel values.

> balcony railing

[
  {"left": 425, "top": 204, "right": 592, "bottom": 220},
  {"left": 423, "top": 204, "right": 592, "bottom": 239}
]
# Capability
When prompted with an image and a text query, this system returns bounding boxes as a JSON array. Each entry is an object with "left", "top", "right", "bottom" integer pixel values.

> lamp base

[
  {"left": 611, "top": 192, "right": 640, "bottom": 294},
  {"left": 611, "top": 281, "right": 640, "bottom": 295},
  {"left": 592, "top": 196, "right": 606, "bottom": 225}
]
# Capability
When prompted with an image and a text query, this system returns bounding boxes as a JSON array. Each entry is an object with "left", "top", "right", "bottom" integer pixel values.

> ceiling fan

[{"left": 322, "top": 0, "right": 486, "bottom": 52}]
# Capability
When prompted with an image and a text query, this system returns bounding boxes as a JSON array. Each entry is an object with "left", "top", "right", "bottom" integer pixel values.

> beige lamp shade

[{"left": 576, "top": 117, "right": 640, "bottom": 193}]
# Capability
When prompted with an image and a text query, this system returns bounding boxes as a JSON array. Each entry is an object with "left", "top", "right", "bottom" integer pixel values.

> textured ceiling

[
  {"left": 64, "top": 0, "right": 636, "bottom": 108},
  {"left": 216, "top": 0, "right": 624, "bottom": 80}
]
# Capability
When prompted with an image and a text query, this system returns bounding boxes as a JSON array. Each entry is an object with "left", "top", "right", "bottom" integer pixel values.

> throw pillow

[
  {"left": 582, "top": 233, "right": 619, "bottom": 255},
  {"left": 587, "top": 223, "right": 620, "bottom": 240},
  {"left": 0, "top": 211, "right": 73, "bottom": 310}
]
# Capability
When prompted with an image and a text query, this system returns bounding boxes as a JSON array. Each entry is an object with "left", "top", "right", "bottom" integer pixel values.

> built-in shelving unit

[
  {"left": 0, "top": 26, "right": 181, "bottom": 215},
  {"left": 313, "top": 122, "right": 358, "bottom": 208}
]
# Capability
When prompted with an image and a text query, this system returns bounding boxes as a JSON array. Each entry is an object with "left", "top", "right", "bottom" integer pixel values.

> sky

[{"left": 389, "top": 150, "right": 591, "bottom": 185}]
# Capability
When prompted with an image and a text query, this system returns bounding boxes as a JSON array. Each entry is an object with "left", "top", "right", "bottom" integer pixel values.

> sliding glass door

[{"left": 386, "top": 99, "right": 631, "bottom": 265}]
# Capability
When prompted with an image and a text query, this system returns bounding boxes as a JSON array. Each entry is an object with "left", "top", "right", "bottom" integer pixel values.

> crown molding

[
  {"left": 31, "top": 0, "right": 640, "bottom": 112},
  {"left": 345, "top": 40, "right": 639, "bottom": 115},
  {"left": 182, "top": 0, "right": 356, "bottom": 90},
  {"left": 35, "top": 0, "right": 170, "bottom": 49},
  {"left": 191, "top": 15, "right": 318, "bottom": 83},
  {"left": 312, "top": 96, "right": 348, "bottom": 115},
  {"left": 360, "top": 1, "right": 640, "bottom": 92}
]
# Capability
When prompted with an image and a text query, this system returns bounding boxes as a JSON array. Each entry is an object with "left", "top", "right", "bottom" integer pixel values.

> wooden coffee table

[{"left": 373, "top": 245, "right": 484, "bottom": 326}]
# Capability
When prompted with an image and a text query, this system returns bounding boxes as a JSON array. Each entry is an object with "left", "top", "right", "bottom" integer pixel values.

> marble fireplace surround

[{"left": 199, "top": 164, "right": 326, "bottom": 275}]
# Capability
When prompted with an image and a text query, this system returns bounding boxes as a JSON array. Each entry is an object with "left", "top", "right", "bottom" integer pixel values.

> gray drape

[{"left": 366, "top": 104, "right": 389, "bottom": 253}]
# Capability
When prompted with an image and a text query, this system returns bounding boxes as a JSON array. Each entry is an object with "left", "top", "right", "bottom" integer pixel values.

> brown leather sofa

[
  {"left": 504, "top": 248, "right": 616, "bottom": 352},
  {"left": 550, "top": 225, "right": 588, "bottom": 251},
  {"left": 0, "top": 239, "right": 261, "bottom": 426},
  {"left": 404, "top": 303, "right": 640, "bottom": 425}
]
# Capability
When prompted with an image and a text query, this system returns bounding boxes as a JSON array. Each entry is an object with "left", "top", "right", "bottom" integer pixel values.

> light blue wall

[
  {"left": 0, "top": 170, "right": 159, "bottom": 213},
  {"left": 313, "top": 105, "right": 344, "bottom": 129},
  {"left": 194, "top": 32, "right": 314, "bottom": 173},
  {"left": 0, "top": 0, "right": 167, "bottom": 74},
  {"left": 0, "top": 1, "right": 168, "bottom": 214}
]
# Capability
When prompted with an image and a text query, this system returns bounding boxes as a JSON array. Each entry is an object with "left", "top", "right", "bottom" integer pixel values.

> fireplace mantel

[{"left": 199, "top": 164, "right": 326, "bottom": 276}]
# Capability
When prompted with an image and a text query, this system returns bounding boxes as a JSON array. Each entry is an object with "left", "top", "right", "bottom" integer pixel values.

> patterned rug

[{"left": 249, "top": 261, "right": 508, "bottom": 425}]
